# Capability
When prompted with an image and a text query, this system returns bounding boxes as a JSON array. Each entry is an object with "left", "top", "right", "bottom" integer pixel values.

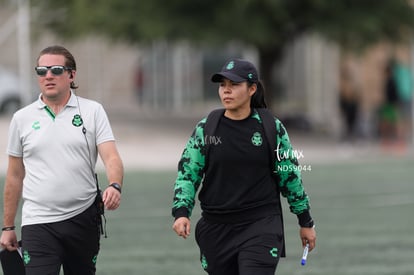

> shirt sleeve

[
  {"left": 274, "top": 119, "right": 311, "bottom": 219},
  {"left": 7, "top": 114, "right": 23, "bottom": 157},
  {"left": 172, "top": 119, "right": 206, "bottom": 219},
  {"left": 94, "top": 103, "right": 115, "bottom": 145}
]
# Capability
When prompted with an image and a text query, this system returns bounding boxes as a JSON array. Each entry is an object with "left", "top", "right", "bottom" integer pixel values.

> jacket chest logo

[{"left": 251, "top": 132, "right": 263, "bottom": 146}]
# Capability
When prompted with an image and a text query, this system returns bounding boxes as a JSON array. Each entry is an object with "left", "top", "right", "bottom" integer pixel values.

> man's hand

[
  {"left": 0, "top": 230, "right": 18, "bottom": 251},
  {"left": 102, "top": 186, "right": 121, "bottom": 210}
]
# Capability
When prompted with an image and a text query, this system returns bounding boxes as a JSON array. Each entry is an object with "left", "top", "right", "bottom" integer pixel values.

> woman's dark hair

[
  {"left": 249, "top": 81, "right": 267, "bottom": 108},
  {"left": 37, "top": 45, "right": 78, "bottom": 89}
]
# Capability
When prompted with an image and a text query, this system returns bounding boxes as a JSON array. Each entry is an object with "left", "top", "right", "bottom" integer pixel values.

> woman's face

[{"left": 218, "top": 78, "right": 256, "bottom": 112}]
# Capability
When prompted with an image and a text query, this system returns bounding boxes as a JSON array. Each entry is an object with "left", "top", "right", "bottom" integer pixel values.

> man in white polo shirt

[{"left": 0, "top": 45, "right": 124, "bottom": 274}]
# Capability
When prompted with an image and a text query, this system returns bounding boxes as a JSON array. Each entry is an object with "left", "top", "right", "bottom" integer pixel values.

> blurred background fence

[{"left": 1, "top": 0, "right": 414, "bottom": 147}]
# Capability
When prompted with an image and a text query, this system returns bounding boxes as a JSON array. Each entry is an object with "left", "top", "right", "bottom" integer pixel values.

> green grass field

[{"left": 1, "top": 157, "right": 413, "bottom": 274}]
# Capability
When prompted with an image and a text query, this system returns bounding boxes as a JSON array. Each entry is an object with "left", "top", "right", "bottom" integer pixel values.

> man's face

[{"left": 36, "top": 54, "right": 74, "bottom": 101}]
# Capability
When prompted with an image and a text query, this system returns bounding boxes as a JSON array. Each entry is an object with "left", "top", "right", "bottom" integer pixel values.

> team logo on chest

[
  {"left": 32, "top": 121, "right": 40, "bottom": 130},
  {"left": 72, "top": 114, "right": 83, "bottom": 127},
  {"left": 251, "top": 132, "right": 263, "bottom": 146}
]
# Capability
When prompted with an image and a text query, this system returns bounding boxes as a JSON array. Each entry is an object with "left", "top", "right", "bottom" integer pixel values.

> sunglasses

[{"left": 35, "top": 65, "right": 72, "bottom": 76}]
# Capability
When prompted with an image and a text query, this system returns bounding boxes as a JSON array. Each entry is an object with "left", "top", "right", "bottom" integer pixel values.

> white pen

[{"left": 301, "top": 243, "right": 309, "bottom": 266}]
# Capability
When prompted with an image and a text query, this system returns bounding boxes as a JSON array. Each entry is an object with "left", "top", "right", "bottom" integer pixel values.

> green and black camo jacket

[{"left": 172, "top": 110, "right": 311, "bottom": 222}]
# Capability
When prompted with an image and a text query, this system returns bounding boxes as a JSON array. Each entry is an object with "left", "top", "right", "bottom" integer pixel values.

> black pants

[
  {"left": 21, "top": 203, "right": 101, "bottom": 275},
  {"left": 195, "top": 215, "right": 284, "bottom": 275}
]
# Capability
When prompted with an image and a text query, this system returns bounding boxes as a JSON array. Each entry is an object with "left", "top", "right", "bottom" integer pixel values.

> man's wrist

[
  {"left": 2, "top": 225, "right": 16, "bottom": 231},
  {"left": 109, "top": 182, "right": 122, "bottom": 193}
]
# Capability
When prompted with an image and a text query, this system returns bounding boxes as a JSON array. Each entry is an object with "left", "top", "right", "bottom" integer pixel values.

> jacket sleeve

[
  {"left": 274, "top": 119, "right": 313, "bottom": 226},
  {"left": 172, "top": 119, "right": 206, "bottom": 219}
]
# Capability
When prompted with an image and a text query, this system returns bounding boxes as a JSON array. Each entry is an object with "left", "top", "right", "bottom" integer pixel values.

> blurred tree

[{"left": 33, "top": 0, "right": 414, "bottom": 104}]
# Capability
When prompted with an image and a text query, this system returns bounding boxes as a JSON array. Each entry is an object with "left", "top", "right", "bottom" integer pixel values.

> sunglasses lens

[
  {"left": 35, "top": 67, "right": 48, "bottom": 76},
  {"left": 50, "top": 66, "right": 65, "bottom": 75},
  {"left": 35, "top": 66, "right": 69, "bottom": 76}
]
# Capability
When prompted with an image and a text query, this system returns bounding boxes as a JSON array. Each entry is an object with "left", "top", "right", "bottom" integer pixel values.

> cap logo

[
  {"left": 248, "top": 73, "right": 253, "bottom": 80},
  {"left": 226, "top": 61, "right": 235, "bottom": 70}
]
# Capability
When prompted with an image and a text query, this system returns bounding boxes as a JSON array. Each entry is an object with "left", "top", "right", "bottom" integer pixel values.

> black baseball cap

[{"left": 211, "top": 59, "right": 259, "bottom": 83}]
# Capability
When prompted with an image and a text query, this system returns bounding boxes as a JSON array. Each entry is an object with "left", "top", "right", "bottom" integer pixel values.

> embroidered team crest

[
  {"left": 32, "top": 121, "right": 40, "bottom": 130},
  {"left": 72, "top": 114, "right": 83, "bottom": 127},
  {"left": 23, "top": 250, "right": 31, "bottom": 265},
  {"left": 226, "top": 61, "right": 235, "bottom": 70},
  {"left": 251, "top": 132, "right": 263, "bottom": 146},
  {"left": 269, "top": 247, "right": 278, "bottom": 258},
  {"left": 201, "top": 254, "right": 208, "bottom": 270}
]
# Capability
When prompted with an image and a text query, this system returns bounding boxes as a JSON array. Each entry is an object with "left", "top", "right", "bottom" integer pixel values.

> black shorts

[
  {"left": 195, "top": 215, "right": 284, "bottom": 275},
  {"left": 21, "top": 203, "right": 101, "bottom": 275}
]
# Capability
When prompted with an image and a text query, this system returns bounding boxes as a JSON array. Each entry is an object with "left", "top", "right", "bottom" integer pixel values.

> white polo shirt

[{"left": 7, "top": 91, "right": 115, "bottom": 226}]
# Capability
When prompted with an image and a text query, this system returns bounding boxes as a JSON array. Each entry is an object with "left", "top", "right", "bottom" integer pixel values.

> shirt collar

[{"left": 36, "top": 90, "right": 78, "bottom": 109}]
